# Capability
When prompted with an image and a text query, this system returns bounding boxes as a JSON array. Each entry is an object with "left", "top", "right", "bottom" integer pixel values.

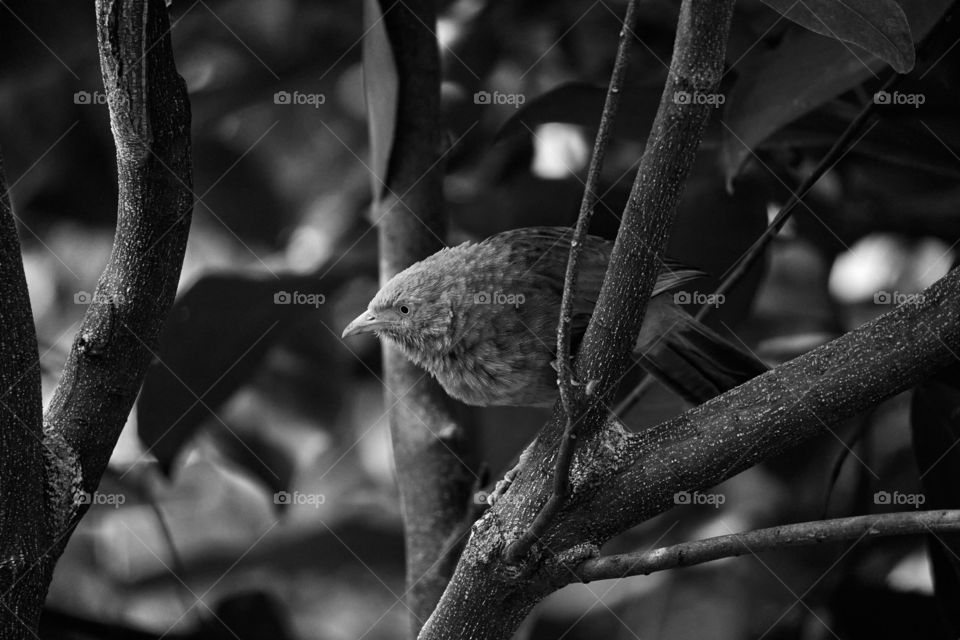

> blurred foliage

[{"left": 2, "top": 0, "right": 960, "bottom": 638}]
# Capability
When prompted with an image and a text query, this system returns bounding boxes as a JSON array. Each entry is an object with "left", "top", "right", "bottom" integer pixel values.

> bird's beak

[{"left": 342, "top": 309, "right": 393, "bottom": 339}]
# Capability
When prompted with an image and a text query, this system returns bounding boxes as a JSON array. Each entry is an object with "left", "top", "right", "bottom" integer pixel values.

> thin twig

[
  {"left": 695, "top": 0, "right": 959, "bottom": 324},
  {"left": 614, "top": 2, "right": 960, "bottom": 420},
  {"left": 695, "top": 73, "right": 895, "bottom": 323},
  {"left": 504, "top": 0, "right": 643, "bottom": 565},
  {"left": 573, "top": 510, "right": 960, "bottom": 582}
]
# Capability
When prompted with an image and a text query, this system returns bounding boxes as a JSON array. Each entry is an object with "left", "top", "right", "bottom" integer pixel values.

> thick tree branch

[
  {"left": 574, "top": 510, "right": 960, "bottom": 581},
  {"left": 44, "top": 0, "right": 192, "bottom": 526},
  {"left": 569, "top": 268, "right": 960, "bottom": 546},
  {"left": 506, "top": 0, "right": 735, "bottom": 562},
  {"left": 0, "top": 152, "right": 47, "bottom": 638},
  {"left": 371, "top": 0, "right": 477, "bottom": 635},
  {"left": 422, "top": 262, "right": 960, "bottom": 640},
  {"left": 422, "top": 1, "right": 738, "bottom": 637},
  {"left": 509, "top": 0, "right": 644, "bottom": 566}
]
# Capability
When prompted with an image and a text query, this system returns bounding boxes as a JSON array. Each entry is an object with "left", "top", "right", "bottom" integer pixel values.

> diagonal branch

[
  {"left": 422, "top": 1, "right": 739, "bottom": 637},
  {"left": 545, "top": 268, "right": 960, "bottom": 558},
  {"left": 44, "top": 0, "right": 192, "bottom": 523},
  {"left": 510, "top": 0, "right": 644, "bottom": 566},
  {"left": 573, "top": 510, "right": 960, "bottom": 581},
  {"left": 505, "top": 0, "right": 737, "bottom": 564}
]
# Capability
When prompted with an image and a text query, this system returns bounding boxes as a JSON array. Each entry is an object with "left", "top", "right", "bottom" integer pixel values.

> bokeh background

[{"left": 1, "top": 0, "right": 959, "bottom": 638}]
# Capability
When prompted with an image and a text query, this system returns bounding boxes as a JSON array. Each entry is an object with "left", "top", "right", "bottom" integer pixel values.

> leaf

[
  {"left": 761, "top": 0, "right": 914, "bottom": 73},
  {"left": 911, "top": 365, "right": 960, "bottom": 635},
  {"left": 723, "top": 0, "right": 953, "bottom": 185},
  {"left": 362, "top": 0, "right": 398, "bottom": 205},
  {"left": 137, "top": 271, "right": 326, "bottom": 472}
]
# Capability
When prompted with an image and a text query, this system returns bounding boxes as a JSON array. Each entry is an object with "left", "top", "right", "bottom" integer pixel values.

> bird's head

[{"left": 341, "top": 255, "right": 459, "bottom": 363}]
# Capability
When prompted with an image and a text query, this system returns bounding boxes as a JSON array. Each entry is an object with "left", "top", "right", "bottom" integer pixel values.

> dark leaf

[
  {"left": 723, "top": 0, "right": 952, "bottom": 185},
  {"left": 137, "top": 272, "right": 326, "bottom": 472},
  {"left": 761, "top": 0, "right": 914, "bottom": 73}
]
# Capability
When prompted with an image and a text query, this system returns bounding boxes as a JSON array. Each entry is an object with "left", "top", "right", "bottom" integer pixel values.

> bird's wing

[{"left": 488, "top": 226, "right": 705, "bottom": 353}]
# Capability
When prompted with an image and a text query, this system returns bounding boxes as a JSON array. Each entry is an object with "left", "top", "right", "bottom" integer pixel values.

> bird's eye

[{"left": 399, "top": 304, "right": 410, "bottom": 315}]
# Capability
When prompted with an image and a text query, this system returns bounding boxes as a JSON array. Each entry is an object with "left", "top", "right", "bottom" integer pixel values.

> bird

[{"left": 342, "top": 227, "right": 766, "bottom": 408}]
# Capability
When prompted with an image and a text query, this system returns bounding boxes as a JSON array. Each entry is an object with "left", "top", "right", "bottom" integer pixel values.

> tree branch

[
  {"left": 371, "top": 0, "right": 477, "bottom": 635},
  {"left": 574, "top": 510, "right": 960, "bottom": 581},
  {"left": 508, "top": 0, "right": 644, "bottom": 566},
  {"left": 421, "top": 0, "right": 738, "bottom": 637},
  {"left": 0, "top": 150, "right": 47, "bottom": 637},
  {"left": 422, "top": 260, "right": 960, "bottom": 640},
  {"left": 44, "top": 0, "right": 192, "bottom": 527}
]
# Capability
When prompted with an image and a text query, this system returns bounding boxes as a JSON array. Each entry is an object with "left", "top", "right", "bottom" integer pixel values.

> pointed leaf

[
  {"left": 761, "top": 0, "right": 914, "bottom": 73},
  {"left": 723, "top": 0, "right": 952, "bottom": 185},
  {"left": 363, "top": 0, "right": 399, "bottom": 204}
]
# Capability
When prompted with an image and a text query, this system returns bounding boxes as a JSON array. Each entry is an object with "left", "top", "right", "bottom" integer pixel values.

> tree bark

[
  {"left": 417, "top": 0, "right": 960, "bottom": 637},
  {"left": 370, "top": 0, "right": 478, "bottom": 635},
  {"left": 0, "top": 151, "right": 47, "bottom": 640},
  {"left": 0, "top": 1, "right": 192, "bottom": 636}
]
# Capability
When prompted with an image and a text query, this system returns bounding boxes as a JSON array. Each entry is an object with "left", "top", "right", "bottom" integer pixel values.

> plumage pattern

[{"left": 343, "top": 227, "right": 766, "bottom": 407}]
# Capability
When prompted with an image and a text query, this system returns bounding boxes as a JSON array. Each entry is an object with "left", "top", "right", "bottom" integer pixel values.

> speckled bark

[
  {"left": 0, "top": 154, "right": 48, "bottom": 639},
  {"left": 0, "top": 1, "right": 191, "bottom": 637},
  {"left": 372, "top": 0, "right": 477, "bottom": 636},
  {"left": 45, "top": 0, "right": 192, "bottom": 495},
  {"left": 415, "top": 0, "right": 954, "bottom": 638},
  {"left": 421, "top": 265, "right": 960, "bottom": 640}
]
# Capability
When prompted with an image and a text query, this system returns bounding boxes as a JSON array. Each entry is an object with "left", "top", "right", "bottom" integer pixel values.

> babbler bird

[{"left": 342, "top": 227, "right": 766, "bottom": 407}]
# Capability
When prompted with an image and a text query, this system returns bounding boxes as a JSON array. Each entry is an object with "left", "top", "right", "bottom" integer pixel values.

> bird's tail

[{"left": 635, "top": 298, "right": 768, "bottom": 405}]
